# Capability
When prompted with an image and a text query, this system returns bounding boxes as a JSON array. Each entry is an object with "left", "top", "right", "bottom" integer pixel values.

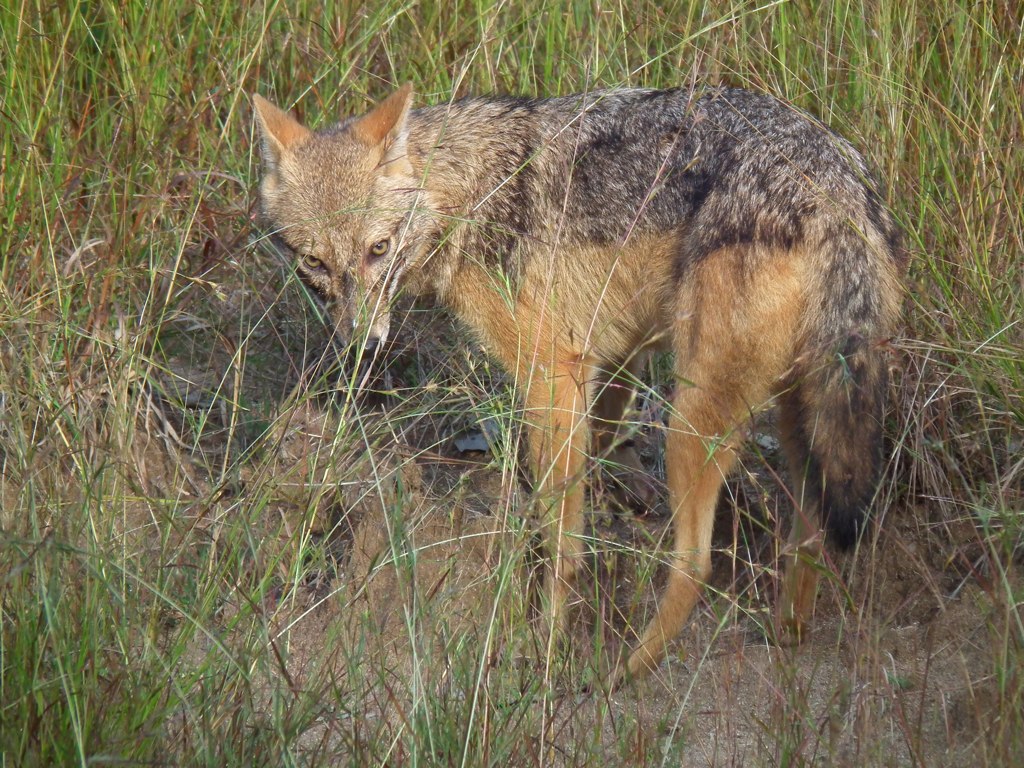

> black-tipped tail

[{"left": 783, "top": 334, "right": 888, "bottom": 549}]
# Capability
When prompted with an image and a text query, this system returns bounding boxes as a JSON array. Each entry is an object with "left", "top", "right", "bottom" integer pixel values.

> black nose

[
  {"left": 340, "top": 336, "right": 382, "bottom": 374},
  {"left": 305, "top": 333, "right": 383, "bottom": 386}
]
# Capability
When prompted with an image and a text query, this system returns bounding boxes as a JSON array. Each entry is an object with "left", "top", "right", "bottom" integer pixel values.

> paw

[
  {"left": 776, "top": 613, "right": 807, "bottom": 647},
  {"left": 777, "top": 547, "right": 821, "bottom": 646}
]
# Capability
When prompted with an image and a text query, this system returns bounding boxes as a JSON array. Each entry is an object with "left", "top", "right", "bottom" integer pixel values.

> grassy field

[{"left": 2, "top": 0, "right": 1022, "bottom": 765}]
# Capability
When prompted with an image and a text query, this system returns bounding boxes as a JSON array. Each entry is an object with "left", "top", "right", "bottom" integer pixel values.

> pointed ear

[
  {"left": 252, "top": 94, "right": 312, "bottom": 170},
  {"left": 351, "top": 83, "right": 414, "bottom": 175}
]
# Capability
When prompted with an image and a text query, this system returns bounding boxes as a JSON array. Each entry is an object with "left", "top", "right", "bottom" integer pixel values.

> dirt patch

[
  {"left": 209, "top": 391, "right": 1009, "bottom": 766},
  {"left": 138, "top": 249, "right": 1017, "bottom": 766}
]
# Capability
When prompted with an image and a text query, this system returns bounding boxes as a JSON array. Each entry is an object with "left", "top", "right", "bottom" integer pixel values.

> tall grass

[{"left": 1, "top": 1, "right": 1021, "bottom": 765}]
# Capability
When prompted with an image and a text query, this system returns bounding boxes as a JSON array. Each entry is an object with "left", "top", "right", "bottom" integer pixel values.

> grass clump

[{"left": 2, "top": 1, "right": 1022, "bottom": 765}]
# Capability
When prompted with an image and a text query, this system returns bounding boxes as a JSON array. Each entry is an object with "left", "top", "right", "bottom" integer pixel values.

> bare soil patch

[{"left": 140, "top": 249, "right": 1013, "bottom": 766}]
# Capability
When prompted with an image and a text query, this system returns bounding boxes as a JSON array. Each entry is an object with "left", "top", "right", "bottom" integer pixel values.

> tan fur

[
  {"left": 252, "top": 94, "right": 310, "bottom": 164},
  {"left": 252, "top": 84, "right": 904, "bottom": 685}
]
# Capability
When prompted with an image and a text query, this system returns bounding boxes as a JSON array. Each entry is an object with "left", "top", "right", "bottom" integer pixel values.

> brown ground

[{"left": 140, "top": 249, "right": 1015, "bottom": 767}]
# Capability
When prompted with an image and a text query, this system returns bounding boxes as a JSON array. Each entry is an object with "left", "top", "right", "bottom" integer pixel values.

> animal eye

[
  {"left": 368, "top": 239, "right": 391, "bottom": 259},
  {"left": 301, "top": 254, "right": 323, "bottom": 271}
]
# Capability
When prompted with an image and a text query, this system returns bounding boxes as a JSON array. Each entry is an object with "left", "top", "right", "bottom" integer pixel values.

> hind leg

[
  {"left": 624, "top": 382, "right": 740, "bottom": 678},
  {"left": 622, "top": 246, "right": 807, "bottom": 681},
  {"left": 776, "top": 389, "right": 824, "bottom": 642}
]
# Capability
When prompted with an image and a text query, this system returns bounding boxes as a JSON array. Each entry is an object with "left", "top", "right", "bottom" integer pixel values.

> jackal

[{"left": 252, "top": 83, "right": 905, "bottom": 682}]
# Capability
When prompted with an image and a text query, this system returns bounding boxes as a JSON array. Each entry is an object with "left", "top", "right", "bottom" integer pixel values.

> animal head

[{"left": 252, "top": 84, "right": 432, "bottom": 349}]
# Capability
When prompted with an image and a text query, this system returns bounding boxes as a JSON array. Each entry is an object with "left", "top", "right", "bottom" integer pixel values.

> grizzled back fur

[{"left": 252, "top": 82, "right": 905, "bottom": 679}]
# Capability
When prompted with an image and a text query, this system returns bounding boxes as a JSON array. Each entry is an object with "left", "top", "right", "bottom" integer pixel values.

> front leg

[{"left": 523, "top": 355, "right": 593, "bottom": 637}]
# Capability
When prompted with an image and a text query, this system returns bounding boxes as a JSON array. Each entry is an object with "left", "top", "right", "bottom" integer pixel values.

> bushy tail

[
  {"left": 783, "top": 335, "right": 888, "bottom": 548},
  {"left": 782, "top": 227, "right": 900, "bottom": 549}
]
